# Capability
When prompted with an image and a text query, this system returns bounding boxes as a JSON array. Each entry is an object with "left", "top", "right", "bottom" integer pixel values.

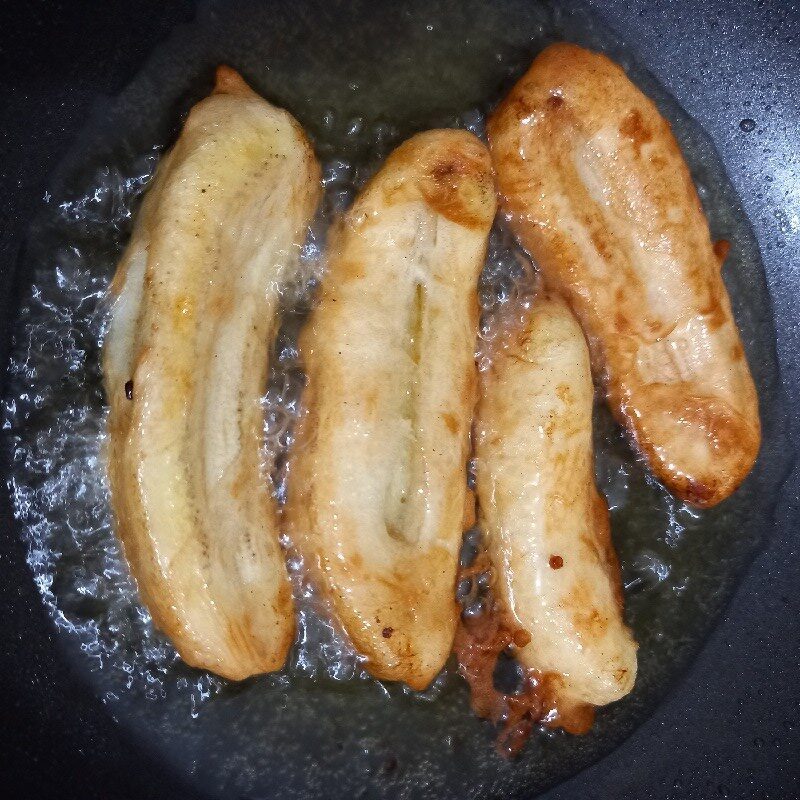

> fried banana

[
  {"left": 288, "top": 130, "right": 495, "bottom": 690},
  {"left": 475, "top": 294, "right": 637, "bottom": 708},
  {"left": 104, "top": 66, "right": 321, "bottom": 679},
  {"left": 488, "top": 43, "right": 760, "bottom": 507}
]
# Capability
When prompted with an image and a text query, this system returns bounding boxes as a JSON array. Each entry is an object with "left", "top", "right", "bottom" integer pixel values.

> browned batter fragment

[{"left": 454, "top": 546, "right": 595, "bottom": 757}]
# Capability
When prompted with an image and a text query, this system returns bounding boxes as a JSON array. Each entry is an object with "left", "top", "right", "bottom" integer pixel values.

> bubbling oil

[
  {"left": 5, "top": 120, "right": 492, "bottom": 711},
  {"left": 2, "top": 104, "right": 684, "bottom": 718}
]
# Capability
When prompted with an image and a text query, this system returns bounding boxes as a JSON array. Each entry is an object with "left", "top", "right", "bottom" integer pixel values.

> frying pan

[{"left": 0, "top": 1, "right": 798, "bottom": 798}]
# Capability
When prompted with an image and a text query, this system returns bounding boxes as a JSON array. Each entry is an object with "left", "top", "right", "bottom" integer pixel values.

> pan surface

[{"left": 0, "top": 1, "right": 798, "bottom": 798}]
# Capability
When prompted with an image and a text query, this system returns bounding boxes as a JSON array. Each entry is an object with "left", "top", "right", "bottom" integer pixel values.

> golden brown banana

[
  {"left": 288, "top": 129, "right": 495, "bottom": 690},
  {"left": 475, "top": 294, "right": 637, "bottom": 709},
  {"left": 488, "top": 43, "right": 760, "bottom": 507},
  {"left": 104, "top": 66, "right": 321, "bottom": 679}
]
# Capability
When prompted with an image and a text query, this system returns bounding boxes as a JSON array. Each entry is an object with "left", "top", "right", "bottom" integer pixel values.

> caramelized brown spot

[
  {"left": 547, "top": 93, "right": 564, "bottom": 109},
  {"left": 226, "top": 613, "right": 253, "bottom": 653},
  {"left": 645, "top": 317, "right": 663, "bottom": 337},
  {"left": 591, "top": 491, "right": 624, "bottom": 609},
  {"left": 209, "top": 290, "right": 233, "bottom": 319},
  {"left": 682, "top": 478, "right": 717, "bottom": 508},
  {"left": 348, "top": 552, "right": 364, "bottom": 570},
  {"left": 552, "top": 692, "right": 595, "bottom": 735},
  {"left": 213, "top": 65, "right": 258, "bottom": 98},
  {"left": 382, "top": 627, "right": 394, "bottom": 639},
  {"left": 555, "top": 384, "right": 573, "bottom": 403},
  {"left": 637, "top": 389, "right": 759, "bottom": 507},
  {"left": 418, "top": 137, "right": 494, "bottom": 229},
  {"left": 513, "top": 629, "right": 531, "bottom": 648},
  {"left": 454, "top": 548, "right": 595, "bottom": 757},
  {"left": 649, "top": 153, "right": 668, "bottom": 170},
  {"left": 549, "top": 555, "right": 564, "bottom": 570},
  {"left": 339, "top": 258, "right": 366, "bottom": 281},
  {"left": 614, "top": 310, "right": 632, "bottom": 334},
  {"left": 590, "top": 227, "right": 613, "bottom": 261},
  {"left": 566, "top": 581, "right": 592, "bottom": 613},
  {"left": 702, "top": 294, "right": 727, "bottom": 330},
  {"left": 510, "top": 94, "right": 534, "bottom": 124},
  {"left": 173, "top": 295, "right": 195, "bottom": 328},
  {"left": 442, "top": 412, "right": 459, "bottom": 434},
  {"left": 228, "top": 457, "right": 256, "bottom": 500},
  {"left": 431, "top": 160, "right": 457, "bottom": 181},
  {"left": 713, "top": 239, "right": 731, "bottom": 265},
  {"left": 572, "top": 606, "right": 608, "bottom": 639},
  {"left": 620, "top": 109, "right": 652, "bottom": 154}
]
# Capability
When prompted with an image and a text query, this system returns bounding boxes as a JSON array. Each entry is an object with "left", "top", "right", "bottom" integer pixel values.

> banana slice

[
  {"left": 104, "top": 66, "right": 321, "bottom": 679},
  {"left": 475, "top": 294, "right": 637, "bottom": 708},
  {"left": 488, "top": 43, "right": 760, "bottom": 507},
  {"left": 287, "top": 130, "right": 495, "bottom": 690}
]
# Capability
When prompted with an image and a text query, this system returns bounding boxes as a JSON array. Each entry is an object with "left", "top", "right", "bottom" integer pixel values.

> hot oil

[{"left": 1, "top": 1, "right": 782, "bottom": 798}]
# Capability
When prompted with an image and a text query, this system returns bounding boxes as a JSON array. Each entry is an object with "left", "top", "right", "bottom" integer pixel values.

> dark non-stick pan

[{"left": 1, "top": 1, "right": 798, "bottom": 798}]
